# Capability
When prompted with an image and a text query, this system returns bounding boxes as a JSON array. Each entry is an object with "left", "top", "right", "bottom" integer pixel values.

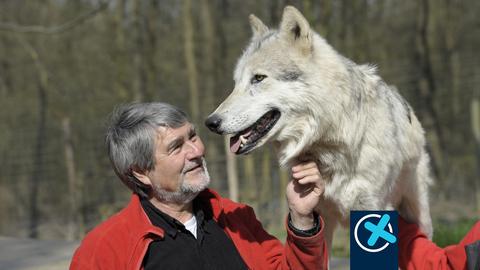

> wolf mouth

[{"left": 230, "top": 109, "right": 281, "bottom": 155}]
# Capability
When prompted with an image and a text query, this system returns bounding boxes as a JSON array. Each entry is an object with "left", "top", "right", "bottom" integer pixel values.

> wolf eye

[{"left": 251, "top": 74, "right": 267, "bottom": 84}]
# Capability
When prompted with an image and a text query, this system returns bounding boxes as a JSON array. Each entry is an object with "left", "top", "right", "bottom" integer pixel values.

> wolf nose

[{"left": 205, "top": 115, "right": 222, "bottom": 134}]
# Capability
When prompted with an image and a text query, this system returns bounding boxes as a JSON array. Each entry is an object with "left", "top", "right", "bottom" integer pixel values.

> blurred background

[{"left": 0, "top": 0, "right": 478, "bottom": 258}]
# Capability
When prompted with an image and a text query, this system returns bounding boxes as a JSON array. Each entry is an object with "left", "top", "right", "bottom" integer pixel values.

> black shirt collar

[{"left": 140, "top": 197, "right": 211, "bottom": 238}]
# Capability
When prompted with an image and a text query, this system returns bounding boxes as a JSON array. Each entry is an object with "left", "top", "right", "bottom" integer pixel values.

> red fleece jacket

[
  {"left": 399, "top": 217, "right": 480, "bottom": 270},
  {"left": 70, "top": 189, "right": 328, "bottom": 270}
]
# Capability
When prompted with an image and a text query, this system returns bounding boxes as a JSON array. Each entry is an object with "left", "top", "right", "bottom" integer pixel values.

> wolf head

[{"left": 205, "top": 6, "right": 364, "bottom": 166}]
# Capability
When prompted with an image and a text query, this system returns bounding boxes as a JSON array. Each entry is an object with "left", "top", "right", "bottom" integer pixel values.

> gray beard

[{"left": 152, "top": 158, "right": 211, "bottom": 204}]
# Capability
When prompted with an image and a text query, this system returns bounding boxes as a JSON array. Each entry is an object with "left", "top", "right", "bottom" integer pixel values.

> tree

[
  {"left": 414, "top": 0, "right": 445, "bottom": 181},
  {"left": 19, "top": 38, "right": 48, "bottom": 238},
  {"left": 182, "top": 0, "right": 200, "bottom": 123}
]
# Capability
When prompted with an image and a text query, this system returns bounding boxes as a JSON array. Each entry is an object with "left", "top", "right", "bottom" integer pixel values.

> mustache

[{"left": 182, "top": 158, "right": 204, "bottom": 173}]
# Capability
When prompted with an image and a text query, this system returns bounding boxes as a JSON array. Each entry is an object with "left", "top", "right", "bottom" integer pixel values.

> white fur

[{"left": 208, "top": 6, "right": 433, "bottom": 252}]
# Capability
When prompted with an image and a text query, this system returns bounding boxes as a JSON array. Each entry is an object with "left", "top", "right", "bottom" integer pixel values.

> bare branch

[{"left": 0, "top": 1, "right": 109, "bottom": 34}]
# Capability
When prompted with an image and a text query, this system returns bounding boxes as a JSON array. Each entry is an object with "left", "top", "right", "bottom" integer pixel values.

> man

[{"left": 70, "top": 102, "right": 328, "bottom": 270}]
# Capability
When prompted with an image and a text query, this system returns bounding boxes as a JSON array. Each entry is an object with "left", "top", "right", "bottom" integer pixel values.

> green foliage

[
  {"left": 267, "top": 225, "right": 287, "bottom": 243},
  {"left": 433, "top": 218, "right": 478, "bottom": 248}
]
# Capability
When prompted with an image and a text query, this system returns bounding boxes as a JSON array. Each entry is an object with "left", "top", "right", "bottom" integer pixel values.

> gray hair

[{"left": 105, "top": 102, "right": 189, "bottom": 198}]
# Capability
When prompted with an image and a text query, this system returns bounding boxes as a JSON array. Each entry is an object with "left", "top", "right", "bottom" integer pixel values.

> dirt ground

[{"left": 0, "top": 236, "right": 77, "bottom": 270}]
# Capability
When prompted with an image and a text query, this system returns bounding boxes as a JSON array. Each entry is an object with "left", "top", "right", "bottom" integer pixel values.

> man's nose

[
  {"left": 205, "top": 114, "right": 222, "bottom": 134},
  {"left": 185, "top": 140, "right": 203, "bottom": 159}
]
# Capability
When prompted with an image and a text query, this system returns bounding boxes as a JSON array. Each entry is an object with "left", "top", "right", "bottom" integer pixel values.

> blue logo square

[{"left": 350, "top": 211, "right": 398, "bottom": 270}]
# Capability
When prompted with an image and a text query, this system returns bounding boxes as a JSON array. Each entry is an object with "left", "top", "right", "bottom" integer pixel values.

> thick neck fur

[{"left": 275, "top": 34, "right": 381, "bottom": 174}]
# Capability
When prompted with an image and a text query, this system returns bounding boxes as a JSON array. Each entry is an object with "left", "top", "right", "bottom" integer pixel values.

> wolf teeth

[{"left": 240, "top": 135, "right": 248, "bottom": 144}]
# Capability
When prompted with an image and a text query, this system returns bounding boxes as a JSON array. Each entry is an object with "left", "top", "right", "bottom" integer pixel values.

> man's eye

[
  {"left": 251, "top": 74, "right": 267, "bottom": 84},
  {"left": 170, "top": 144, "right": 181, "bottom": 154}
]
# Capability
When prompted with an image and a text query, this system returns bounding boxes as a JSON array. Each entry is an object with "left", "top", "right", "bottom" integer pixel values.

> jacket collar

[
  {"left": 123, "top": 193, "right": 165, "bottom": 239},
  {"left": 125, "top": 188, "right": 225, "bottom": 239}
]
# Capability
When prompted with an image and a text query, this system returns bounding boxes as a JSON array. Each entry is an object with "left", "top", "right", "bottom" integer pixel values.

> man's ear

[
  {"left": 132, "top": 171, "right": 152, "bottom": 186},
  {"left": 279, "top": 6, "right": 312, "bottom": 54},
  {"left": 249, "top": 14, "right": 269, "bottom": 40}
]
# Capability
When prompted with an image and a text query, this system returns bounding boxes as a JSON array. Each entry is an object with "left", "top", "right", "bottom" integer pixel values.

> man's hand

[{"left": 286, "top": 161, "right": 325, "bottom": 230}]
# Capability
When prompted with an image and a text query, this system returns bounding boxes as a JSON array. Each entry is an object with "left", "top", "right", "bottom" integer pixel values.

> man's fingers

[
  {"left": 297, "top": 175, "right": 322, "bottom": 185},
  {"left": 292, "top": 167, "right": 320, "bottom": 179},
  {"left": 292, "top": 161, "right": 317, "bottom": 172},
  {"left": 289, "top": 161, "right": 325, "bottom": 199}
]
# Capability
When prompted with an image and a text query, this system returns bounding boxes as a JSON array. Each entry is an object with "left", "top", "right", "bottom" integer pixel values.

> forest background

[{"left": 0, "top": 0, "right": 478, "bottom": 256}]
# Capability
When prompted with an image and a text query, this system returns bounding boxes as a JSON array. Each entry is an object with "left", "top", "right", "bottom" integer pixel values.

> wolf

[{"left": 205, "top": 6, "right": 433, "bottom": 251}]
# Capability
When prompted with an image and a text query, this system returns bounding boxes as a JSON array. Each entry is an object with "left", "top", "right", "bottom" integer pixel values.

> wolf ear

[
  {"left": 249, "top": 14, "right": 269, "bottom": 39},
  {"left": 279, "top": 6, "right": 312, "bottom": 52}
]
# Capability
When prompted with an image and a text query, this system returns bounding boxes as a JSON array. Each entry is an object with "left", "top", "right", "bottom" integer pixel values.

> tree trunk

[
  {"left": 279, "top": 168, "right": 289, "bottom": 219},
  {"left": 199, "top": 0, "right": 223, "bottom": 190},
  {"left": 244, "top": 155, "right": 258, "bottom": 211},
  {"left": 444, "top": 0, "right": 461, "bottom": 116},
  {"left": 112, "top": 0, "right": 129, "bottom": 97},
  {"left": 62, "top": 117, "right": 82, "bottom": 240},
  {"left": 114, "top": 0, "right": 126, "bottom": 51},
  {"left": 183, "top": 0, "right": 199, "bottom": 123},
  {"left": 260, "top": 150, "right": 272, "bottom": 225},
  {"left": 28, "top": 78, "right": 46, "bottom": 239},
  {"left": 133, "top": 0, "right": 147, "bottom": 101},
  {"left": 318, "top": 0, "right": 332, "bottom": 39},
  {"left": 20, "top": 38, "right": 48, "bottom": 239},
  {"left": 200, "top": 0, "right": 215, "bottom": 111},
  {"left": 224, "top": 136, "right": 239, "bottom": 201},
  {"left": 471, "top": 98, "right": 480, "bottom": 211},
  {"left": 415, "top": 0, "right": 445, "bottom": 182},
  {"left": 142, "top": 1, "right": 158, "bottom": 102}
]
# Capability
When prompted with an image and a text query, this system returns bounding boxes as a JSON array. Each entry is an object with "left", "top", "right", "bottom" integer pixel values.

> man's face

[{"left": 135, "top": 122, "right": 210, "bottom": 203}]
